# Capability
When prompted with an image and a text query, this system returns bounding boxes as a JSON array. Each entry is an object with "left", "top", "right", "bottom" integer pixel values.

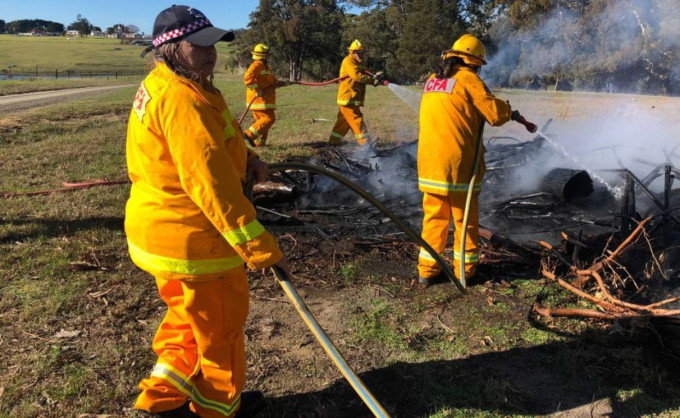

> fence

[{"left": 0, "top": 68, "right": 146, "bottom": 81}]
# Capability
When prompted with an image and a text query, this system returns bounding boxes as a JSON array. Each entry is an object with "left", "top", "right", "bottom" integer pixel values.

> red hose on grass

[{"left": 1, "top": 180, "right": 129, "bottom": 198}]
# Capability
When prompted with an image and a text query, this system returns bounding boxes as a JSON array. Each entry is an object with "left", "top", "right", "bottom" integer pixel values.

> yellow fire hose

[
  {"left": 270, "top": 266, "right": 391, "bottom": 417},
  {"left": 459, "top": 123, "right": 486, "bottom": 289}
]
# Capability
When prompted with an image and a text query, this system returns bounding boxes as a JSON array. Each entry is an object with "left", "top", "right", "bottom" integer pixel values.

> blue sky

[{"left": 1, "top": 1, "right": 267, "bottom": 34}]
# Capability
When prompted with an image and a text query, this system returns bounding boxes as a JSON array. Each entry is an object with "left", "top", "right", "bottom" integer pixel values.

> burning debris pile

[{"left": 253, "top": 123, "right": 680, "bottom": 342}]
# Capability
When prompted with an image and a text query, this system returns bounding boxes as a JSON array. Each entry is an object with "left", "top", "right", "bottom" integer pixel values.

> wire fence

[{"left": 0, "top": 68, "right": 146, "bottom": 81}]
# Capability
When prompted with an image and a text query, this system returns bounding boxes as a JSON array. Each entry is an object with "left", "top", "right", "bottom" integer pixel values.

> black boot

[
  {"left": 244, "top": 133, "right": 256, "bottom": 147},
  {"left": 142, "top": 401, "right": 198, "bottom": 418},
  {"left": 235, "top": 391, "right": 266, "bottom": 417}
]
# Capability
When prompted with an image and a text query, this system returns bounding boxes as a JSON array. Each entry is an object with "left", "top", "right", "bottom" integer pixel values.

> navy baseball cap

[{"left": 141, "top": 5, "right": 235, "bottom": 57}]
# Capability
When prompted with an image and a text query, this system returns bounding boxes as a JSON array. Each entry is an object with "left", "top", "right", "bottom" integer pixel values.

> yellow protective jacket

[
  {"left": 418, "top": 67, "right": 512, "bottom": 195},
  {"left": 244, "top": 60, "right": 277, "bottom": 111},
  {"left": 337, "top": 54, "right": 372, "bottom": 106},
  {"left": 126, "top": 62, "right": 283, "bottom": 281}
]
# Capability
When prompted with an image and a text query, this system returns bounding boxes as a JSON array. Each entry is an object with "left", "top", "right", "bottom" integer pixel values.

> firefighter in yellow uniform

[
  {"left": 128, "top": 6, "right": 289, "bottom": 417},
  {"left": 244, "top": 43, "right": 288, "bottom": 147},
  {"left": 329, "top": 39, "right": 381, "bottom": 146},
  {"left": 417, "top": 34, "right": 517, "bottom": 286}
]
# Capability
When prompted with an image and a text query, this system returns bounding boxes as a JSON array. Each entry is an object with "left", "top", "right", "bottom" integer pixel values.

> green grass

[
  {"left": 0, "top": 35, "right": 149, "bottom": 73},
  {"left": 350, "top": 299, "right": 407, "bottom": 350},
  {"left": 0, "top": 78, "right": 139, "bottom": 96}
]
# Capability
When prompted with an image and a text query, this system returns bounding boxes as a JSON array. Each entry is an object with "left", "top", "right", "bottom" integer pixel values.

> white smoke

[{"left": 485, "top": 1, "right": 680, "bottom": 93}]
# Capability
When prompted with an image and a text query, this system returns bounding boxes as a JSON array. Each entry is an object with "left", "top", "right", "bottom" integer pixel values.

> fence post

[
  {"left": 67, "top": 70, "right": 70, "bottom": 78},
  {"left": 36, "top": 66, "right": 38, "bottom": 77},
  {"left": 55, "top": 69, "right": 58, "bottom": 79},
  {"left": 115, "top": 71, "right": 118, "bottom": 79}
]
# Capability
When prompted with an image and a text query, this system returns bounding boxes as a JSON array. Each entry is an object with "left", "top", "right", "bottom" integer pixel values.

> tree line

[
  {"left": 228, "top": 0, "right": 680, "bottom": 95},
  {"left": 0, "top": 16, "right": 140, "bottom": 37}
]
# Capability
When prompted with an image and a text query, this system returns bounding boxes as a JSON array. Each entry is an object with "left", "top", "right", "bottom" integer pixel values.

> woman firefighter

[
  {"left": 417, "top": 34, "right": 524, "bottom": 286},
  {"left": 329, "top": 39, "right": 383, "bottom": 146},
  {"left": 243, "top": 43, "right": 289, "bottom": 147},
  {"left": 128, "top": 5, "right": 290, "bottom": 417}
]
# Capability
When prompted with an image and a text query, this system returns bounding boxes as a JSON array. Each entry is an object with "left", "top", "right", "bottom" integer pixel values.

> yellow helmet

[
  {"left": 251, "top": 43, "right": 270, "bottom": 60},
  {"left": 443, "top": 34, "right": 486, "bottom": 65},
  {"left": 348, "top": 39, "right": 365, "bottom": 52}
]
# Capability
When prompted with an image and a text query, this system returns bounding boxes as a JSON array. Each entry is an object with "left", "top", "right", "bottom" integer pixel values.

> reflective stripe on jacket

[
  {"left": 337, "top": 54, "right": 371, "bottom": 107},
  {"left": 417, "top": 67, "right": 512, "bottom": 195},
  {"left": 245, "top": 60, "right": 277, "bottom": 111},
  {"left": 126, "top": 62, "right": 282, "bottom": 281}
]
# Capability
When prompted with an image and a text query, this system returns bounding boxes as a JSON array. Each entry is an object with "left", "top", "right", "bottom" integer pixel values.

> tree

[
  {"left": 125, "top": 24, "right": 140, "bottom": 34},
  {"left": 343, "top": 8, "right": 404, "bottom": 82},
  {"left": 6, "top": 19, "right": 64, "bottom": 34},
  {"left": 45, "top": 22, "right": 64, "bottom": 33},
  {"left": 106, "top": 26, "right": 115, "bottom": 35},
  {"left": 92, "top": 26, "right": 102, "bottom": 32},
  {"left": 0, "top": 20, "right": 6, "bottom": 34},
  {"left": 398, "top": 0, "right": 466, "bottom": 80},
  {"left": 245, "top": 0, "right": 344, "bottom": 81},
  {"left": 69, "top": 14, "right": 93, "bottom": 36}
]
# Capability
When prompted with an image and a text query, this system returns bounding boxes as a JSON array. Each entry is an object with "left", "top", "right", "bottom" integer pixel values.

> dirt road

[{"left": 0, "top": 84, "right": 135, "bottom": 114}]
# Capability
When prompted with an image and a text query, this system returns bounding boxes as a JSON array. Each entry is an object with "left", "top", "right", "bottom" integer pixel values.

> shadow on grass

[
  {"left": 264, "top": 334, "right": 680, "bottom": 418},
  {"left": 0, "top": 216, "right": 124, "bottom": 243}
]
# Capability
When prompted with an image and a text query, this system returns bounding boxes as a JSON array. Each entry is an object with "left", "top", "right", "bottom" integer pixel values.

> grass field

[
  {"left": 0, "top": 35, "right": 237, "bottom": 76},
  {"left": 1, "top": 70, "right": 680, "bottom": 418}
]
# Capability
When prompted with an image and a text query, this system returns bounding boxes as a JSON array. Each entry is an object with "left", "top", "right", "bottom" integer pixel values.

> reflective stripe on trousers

[{"left": 418, "top": 177, "right": 482, "bottom": 194}]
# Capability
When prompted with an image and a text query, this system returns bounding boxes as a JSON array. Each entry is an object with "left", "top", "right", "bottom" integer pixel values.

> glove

[
  {"left": 511, "top": 110, "right": 521, "bottom": 121},
  {"left": 372, "top": 71, "right": 385, "bottom": 87},
  {"left": 256, "top": 90, "right": 264, "bottom": 98}
]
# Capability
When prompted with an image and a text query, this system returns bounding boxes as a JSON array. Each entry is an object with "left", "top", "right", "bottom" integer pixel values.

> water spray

[{"left": 534, "top": 130, "right": 618, "bottom": 196}]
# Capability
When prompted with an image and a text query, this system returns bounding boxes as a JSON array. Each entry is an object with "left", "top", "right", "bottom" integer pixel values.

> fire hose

[
  {"left": 238, "top": 72, "right": 389, "bottom": 126},
  {"left": 238, "top": 76, "right": 351, "bottom": 125},
  {"left": 270, "top": 265, "right": 391, "bottom": 418},
  {"left": 459, "top": 112, "right": 538, "bottom": 288},
  {"left": 265, "top": 162, "right": 466, "bottom": 293},
  {"left": 251, "top": 161, "right": 470, "bottom": 416}
]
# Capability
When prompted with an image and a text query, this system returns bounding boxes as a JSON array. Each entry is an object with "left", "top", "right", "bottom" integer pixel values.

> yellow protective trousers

[
  {"left": 418, "top": 192, "right": 480, "bottom": 281},
  {"left": 247, "top": 109, "right": 276, "bottom": 145},
  {"left": 329, "top": 105, "right": 369, "bottom": 145},
  {"left": 135, "top": 269, "right": 249, "bottom": 418}
]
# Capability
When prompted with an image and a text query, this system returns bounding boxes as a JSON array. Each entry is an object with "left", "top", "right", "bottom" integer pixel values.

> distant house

[
  {"left": 124, "top": 33, "right": 143, "bottom": 39},
  {"left": 66, "top": 29, "right": 80, "bottom": 36},
  {"left": 90, "top": 30, "right": 102, "bottom": 37},
  {"left": 30, "top": 27, "right": 45, "bottom": 36}
]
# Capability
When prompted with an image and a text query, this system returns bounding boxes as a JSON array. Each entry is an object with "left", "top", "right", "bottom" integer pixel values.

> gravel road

[{"left": 0, "top": 85, "right": 135, "bottom": 114}]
